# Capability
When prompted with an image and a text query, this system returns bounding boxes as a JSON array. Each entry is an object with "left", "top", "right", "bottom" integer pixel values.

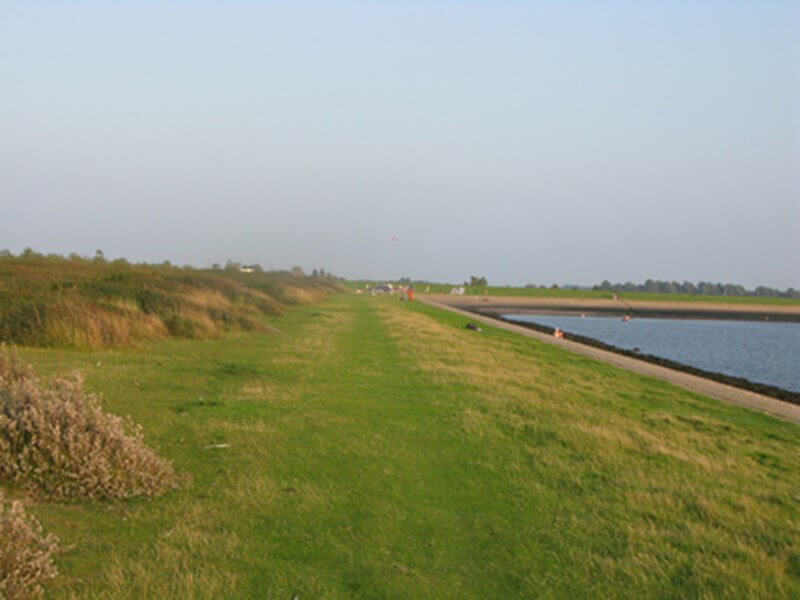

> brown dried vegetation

[
  {"left": 0, "top": 492, "right": 59, "bottom": 599},
  {"left": 0, "top": 348, "right": 175, "bottom": 500},
  {"left": 0, "top": 252, "right": 341, "bottom": 349}
]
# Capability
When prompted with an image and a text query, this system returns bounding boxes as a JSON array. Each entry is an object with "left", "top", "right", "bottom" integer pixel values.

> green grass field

[
  {"left": 11, "top": 293, "right": 800, "bottom": 598},
  {"left": 347, "top": 281, "right": 800, "bottom": 306}
]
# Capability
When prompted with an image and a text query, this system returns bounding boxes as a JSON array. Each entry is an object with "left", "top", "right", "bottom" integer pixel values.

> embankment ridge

[
  {"left": 422, "top": 296, "right": 800, "bottom": 425},
  {"left": 427, "top": 294, "right": 800, "bottom": 322}
]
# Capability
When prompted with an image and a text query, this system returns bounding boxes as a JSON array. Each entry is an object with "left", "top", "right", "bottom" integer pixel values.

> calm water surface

[{"left": 504, "top": 314, "right": 800, "bottom": 393}]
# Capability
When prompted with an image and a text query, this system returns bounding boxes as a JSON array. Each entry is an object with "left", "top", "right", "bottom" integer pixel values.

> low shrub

[
  {"left": 0, "top": 348, "right": 175, "bottom": 500},
  {"left": 0, "top": 492, "right": 59, "bottom": 599}
]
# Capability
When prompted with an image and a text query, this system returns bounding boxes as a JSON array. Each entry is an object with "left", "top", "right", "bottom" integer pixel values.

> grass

[
  {"left": 347, "top": 281, "right": 800, "bottom": 305},
  {"left": 0, "top": 252, "right": 341, "bottom": 348},
  {"left": 7, "top": 293, "right": 800, "bottom": 598}
]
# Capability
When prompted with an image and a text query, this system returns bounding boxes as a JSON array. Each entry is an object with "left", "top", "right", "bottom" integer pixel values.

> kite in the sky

[{"left": 389, "top": 235, "right": 399, "bottom": 242}]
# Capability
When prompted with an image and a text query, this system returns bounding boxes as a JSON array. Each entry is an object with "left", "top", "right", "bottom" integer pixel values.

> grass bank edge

[
  {"left": 0, "top": 253, "right": 343, "bottom": 349},
  {"left": 404, "top": 296, "right": 800, "bottom": 432}
]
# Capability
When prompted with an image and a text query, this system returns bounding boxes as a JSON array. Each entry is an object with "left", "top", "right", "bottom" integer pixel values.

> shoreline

[
  {"left": 420, "top": 297, "right": 800, "bottom": 425},
  {"left": 498, "top": 315, "right": 800, "bottom": 405},
  {"left": 424, "top": 294, "right": 800, "bottom": 322}
]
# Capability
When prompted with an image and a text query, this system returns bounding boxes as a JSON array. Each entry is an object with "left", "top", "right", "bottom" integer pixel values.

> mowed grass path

[{"left": 16, "top": 294, "right": 800, "bottom": 598}]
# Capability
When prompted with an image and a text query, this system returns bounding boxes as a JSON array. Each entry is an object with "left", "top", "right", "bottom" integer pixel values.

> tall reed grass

[{"left": 0, "top": 251, "right": 340, "bottom": 349}]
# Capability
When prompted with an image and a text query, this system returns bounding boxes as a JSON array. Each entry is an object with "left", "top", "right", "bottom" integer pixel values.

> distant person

[
  {"left": 408, "top": 287, "right": 414, "bottom": 301},
  {"left": 554, "top": 328, "right": 564, "bottom": 339}
]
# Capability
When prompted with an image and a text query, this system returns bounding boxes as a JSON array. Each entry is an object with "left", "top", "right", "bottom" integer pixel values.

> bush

[
  {"left": 0, "top": 492, "right": 59, "bottom": 599},
  {"left": 0, "top": 348, "right": 175, "bottom": 500},
  {"left": 0, "top": 252, "right": 341, "bottom": 348},
  {"left": 164, "top": 314, "right": 198, "bottom": 338}
]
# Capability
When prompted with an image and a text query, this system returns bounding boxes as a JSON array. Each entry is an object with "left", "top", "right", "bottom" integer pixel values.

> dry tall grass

[
  {"left": 0, "top": 252, "right": 341, "bottom": 349},
  {"left": 0, "top": 348, "right": 175, "bottom": 500},
  {"left": 0, "top": 492, "right": 59, "bottom": 599}
]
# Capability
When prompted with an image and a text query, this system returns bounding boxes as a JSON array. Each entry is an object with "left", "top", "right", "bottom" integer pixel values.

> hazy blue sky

[{"left": 2, "top": 1, "right": 798, "bottom": 287}]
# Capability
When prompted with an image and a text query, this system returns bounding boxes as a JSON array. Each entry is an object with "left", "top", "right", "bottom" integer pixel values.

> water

[{"left": 503, "top": 314, "right": 800, "bottom": 393}]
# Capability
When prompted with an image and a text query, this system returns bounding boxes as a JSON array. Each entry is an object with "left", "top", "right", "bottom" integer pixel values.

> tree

[
  {"left": 724, "top": 283, "right": 745, "bottom": 296},
  {"left": 291, "top": 266, "right": 304, "bottom": 277},
  {"left": 754, "top": 286, "right": 778, "bottom": 297},
  {"left": 590, "top": 278, "right": 796, "bottom": 298},
  {"left": 468, "top": 275, "right": 488, "bottom": 286}
]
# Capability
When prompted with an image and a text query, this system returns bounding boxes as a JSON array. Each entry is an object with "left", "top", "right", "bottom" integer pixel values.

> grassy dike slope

[{"left": 16, "top": 294, "right": 800, "bottom": 598}]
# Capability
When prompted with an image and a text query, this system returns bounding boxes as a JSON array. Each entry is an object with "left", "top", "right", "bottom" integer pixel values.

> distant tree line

[
  {"left": 311, "top": 268, "right": 335, "bottom": 279},
  {"left": 592, "top": 279, "right": 800, "bottom": 299},
  {"left": 393, "top": 275, "right": 489, "bottom": 286},
  {"left": 207, "top": 260, "right": 339, "bottom": 280},
  {"left": 394, "top": 276, "right": 488, "bottom": 286},
  {"left": 1, "top": 250, "right": 344, "bottom": 282},
  {"left": 465, "top": 276, "right": 488, "bottom": 286}
]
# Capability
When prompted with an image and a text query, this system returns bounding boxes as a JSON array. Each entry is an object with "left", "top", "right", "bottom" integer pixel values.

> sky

[{"left": 1, "top": 1, "right": 798, "bottom": 288}]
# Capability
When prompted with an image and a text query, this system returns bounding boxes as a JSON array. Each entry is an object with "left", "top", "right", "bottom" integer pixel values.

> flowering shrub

[
  {"left": 0, "top": 348, "right": 175, "bottom": 500},
  {"left": 0, "top": 493, "right": 58, "bottom": 599}
]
